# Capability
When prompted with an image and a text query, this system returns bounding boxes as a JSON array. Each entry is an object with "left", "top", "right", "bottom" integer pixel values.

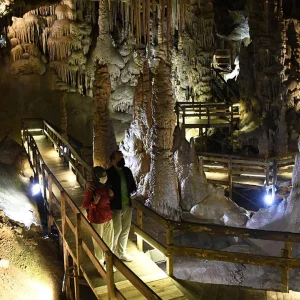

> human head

[
  {"left": 110, "top": 150, "right": 125, "bottom": 168},
  {"left": 93, "top": 166, "right": 107, "bottom": 184}
]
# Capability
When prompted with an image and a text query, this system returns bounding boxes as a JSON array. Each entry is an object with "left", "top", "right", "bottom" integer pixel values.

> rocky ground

[
  {"left": 0, "top": 137, "right": 64, "bottom": 300},
  {"left": 0, "top": 214, "right": 64, "bottom": 300}
]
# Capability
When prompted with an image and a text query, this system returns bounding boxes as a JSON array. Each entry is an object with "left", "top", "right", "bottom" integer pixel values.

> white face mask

[{"left": 99, "top": 176, "right": 107, "bottom": 184}]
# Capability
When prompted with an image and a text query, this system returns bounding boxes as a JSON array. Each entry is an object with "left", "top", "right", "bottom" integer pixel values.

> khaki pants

[
  {"left": 92, "top": 219, "right": 114, "bottom": 263},
  {"left": 112, "top": 205, "right": 132, "bottom": 256}
]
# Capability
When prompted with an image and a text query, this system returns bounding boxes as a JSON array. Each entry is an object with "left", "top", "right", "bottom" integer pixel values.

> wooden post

[
  {"left": 105, "top": 251, "right": 116, "bottom": 300},
  {"left": 61, "top": 191, "right": 66, "bottom": 239},
  {"left": 266, "top": 162, "right": 270, "bottom": 193},
  {"left": 228, "top": 158, "right": 233, "bottom": 199},
  {"left": 281, "top": 241, "right": 292, "bottom": 293},
  {"left": 182, "top": 107, "right": 185, "bottom": 127},
  {"left": 175, "top": 104, "right": 180, "bottom": 127},
  {"left": 272, "top": 160, "right": 277, "bottom": 200},
  {"left": 137, "top": 209, "right": 143, "bottom": 251},
  {"left": 75, "top": 213, "right": 83, "bottom": 278},
  {"left": 63, "top": 247, "right": 72, "bottom": 299},
  {"left": 230, "top": 103, "right": 234, "bottom": 150},
  {"left": 207, "top": 106, "right": 210, "bottom": 127},
  {"left": 166, "top": 227, "right": 173, "bottom": 277},
  {"left": 71, "top": 205, "right": 80, "bottom": 300},
  {"left": 73, "top": 261, "right": 80, "bottom": 300},
  {"left": 48, "top": 174, "right": 53, "bottom": 235},
  {"left": 41, "top": 164, "right": 47, "bottom": 200}
]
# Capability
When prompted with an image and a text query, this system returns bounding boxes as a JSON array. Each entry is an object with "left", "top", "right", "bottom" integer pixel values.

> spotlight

[
  {"left": 31, "top": 183, "right": 41, "bottom": 196},
  {"left": 64, "top": 147, "right": 67, "bottom": 153},
  {"left": 264, "top": 193, "right": 273, "bottom": 206}
]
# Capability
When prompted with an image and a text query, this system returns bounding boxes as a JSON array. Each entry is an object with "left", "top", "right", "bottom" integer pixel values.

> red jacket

[{"left": 82, "top": 186, "right": 113, "bottom": 224}]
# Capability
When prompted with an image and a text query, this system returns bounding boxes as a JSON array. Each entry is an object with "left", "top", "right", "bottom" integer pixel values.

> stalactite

[
  {"left": 50, "top": 19, "right": 71, "bottom": 38},
  {"left": 45, "top": 15, "right": 57, "bottom": 27},
  {"left": 55, "top": 4, "right": 76, "bottom": 20},
  {"left": 161, "top": 0, "right": 164, "bottom": 45},
  {"left": 10, "top": 38, "right": 20, "bottom": 48},
  {"left": 167, "top": 0, "right": 171, "bottom": 58},
  {"left": 42, "top": 27, "right": 51, "bottom": 54},
  {"left": 11, "top": 45, "right": 23, "bottom": 62},
  {"left": 147, "top": 0, "right": 150, "bottom": 56},
  {"left": 50, "top": 61, "right": 78, "bottom": 86},
  {"left": 47, "top": 35, "right": 81, "bottom": 61}
]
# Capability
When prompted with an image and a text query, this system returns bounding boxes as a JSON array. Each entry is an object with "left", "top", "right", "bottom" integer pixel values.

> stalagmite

[
  {"left": 148, "top": 60, "right": 181, "bottom": 221},
  {"left": 93, "top": 65, "right": 117, "bottom": 168}
]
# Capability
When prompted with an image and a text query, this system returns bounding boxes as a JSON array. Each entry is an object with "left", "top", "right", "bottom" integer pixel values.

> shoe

[
  {"left": 119, "top": 253, "right": 133, "bottom": 262},
  {"left": 102, "top": 261, "right": 117, "bottom": 272}
]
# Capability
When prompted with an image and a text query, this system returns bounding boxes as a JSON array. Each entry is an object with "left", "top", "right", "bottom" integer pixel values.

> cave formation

[{"left": 2, "top": 0, "right": 300, "bottom": 298}]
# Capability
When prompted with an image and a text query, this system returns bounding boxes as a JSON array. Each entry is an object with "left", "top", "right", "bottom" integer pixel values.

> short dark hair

[
  {"left": 110, "top": 150, "right": 122, "bottom": 162},
  {"left": 93, "top": 166, "right": 106, "bottom": 180}
]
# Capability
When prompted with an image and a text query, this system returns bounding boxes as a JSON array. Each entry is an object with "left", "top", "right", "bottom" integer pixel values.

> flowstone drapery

[{"left": 93, "top": 64, "right": 117, "bottom": 168}]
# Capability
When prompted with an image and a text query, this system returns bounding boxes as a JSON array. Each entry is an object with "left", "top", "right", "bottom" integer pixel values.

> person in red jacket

[{"left": 82, "top": 166, "right": 114, "bottom": 269}]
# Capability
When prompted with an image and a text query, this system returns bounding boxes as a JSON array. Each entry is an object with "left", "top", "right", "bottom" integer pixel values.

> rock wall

[
  {"left": 172, "top": 0, "right": 215, "bottom": 103},
  {"left": 237, "top": 1, "right": 288, "bottom": 156}
]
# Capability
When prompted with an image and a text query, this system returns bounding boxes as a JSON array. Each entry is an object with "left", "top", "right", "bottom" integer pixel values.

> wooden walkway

[{"left": 28, "top": 134, "right": 300, "bottom": 300}]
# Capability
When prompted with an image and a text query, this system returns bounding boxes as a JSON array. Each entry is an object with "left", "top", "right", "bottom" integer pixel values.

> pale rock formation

[
  {"left": 173, "top": 126, "right": 250, "bottom": 226},
  {"left": 93, "top": 64, "right": 117, "bottom": 168},
  {"left": 148, "top": 60, "right": 181, "bottom": 221},
  {"left": 246, "top": 142, "right": 300, "bottom": 256},
  {"left": 190, "top": 187, "right": 250, "bottom": 227},
  {"left": 173, "top": 126, "right": 209, "bottom": 211},
  {"left": 120, "top": 61, "right": 152, "bottom": 197}
]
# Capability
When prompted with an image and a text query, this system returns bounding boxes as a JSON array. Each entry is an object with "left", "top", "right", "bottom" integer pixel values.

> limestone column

[{"left": 148, "top": 60, "right": 181, "bottom": 221}]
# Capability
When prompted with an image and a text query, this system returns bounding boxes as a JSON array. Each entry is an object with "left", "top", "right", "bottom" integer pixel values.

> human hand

[
  {"left": 130, "top": 191, "right": 137, "bottom": 200},
  {"left": 108, "top": 189, "right": 114, "bottom": 197},
  {"left": 94, "top": 194, "right": 100, "bottom": 204},
  {"left": 86, "top": 182, "right": 96, "bottom": 192}
]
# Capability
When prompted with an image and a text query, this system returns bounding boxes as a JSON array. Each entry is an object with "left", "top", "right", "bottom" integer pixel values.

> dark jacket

[{"left": 106, "top": 166, "right": 137, "bottom": 210}]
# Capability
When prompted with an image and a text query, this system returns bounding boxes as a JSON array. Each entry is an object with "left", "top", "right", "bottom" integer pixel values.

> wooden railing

[
  {"left": 21, "top": 119, "right": 162, "bottom": 300},
  {"left": 21, "top": 118, "right": 300, "bottom": 296},
  {"left": 175, "top": 101, "right": 239, "bottom": 129},
  {"left": 131, "top": 198, "right": 300, "bottom": 294},
  {"left": 211, "top": 67, "right": 240, "bottom": 102},
  {"left": 199, "top": 151, "right": 295, "bottom": 199}
]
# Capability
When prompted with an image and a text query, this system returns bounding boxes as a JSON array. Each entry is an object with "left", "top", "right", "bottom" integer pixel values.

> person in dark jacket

[
  {"left": 82, "top": 166, "right": 115, "bottom": 268},
  {"left": 107, "top": 150, "right": 137, "bottom": 262}
]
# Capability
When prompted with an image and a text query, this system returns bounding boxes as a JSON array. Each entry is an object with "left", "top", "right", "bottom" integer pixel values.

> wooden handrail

[
  {"left": 43, "top": 121, "right": 92, "bottom": 172},
  {"left": 168, "top": 245, "right": 300, "bottom": 269},
  {"left": 22, "top": 124, "right": 162, "bottom": 300}
]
